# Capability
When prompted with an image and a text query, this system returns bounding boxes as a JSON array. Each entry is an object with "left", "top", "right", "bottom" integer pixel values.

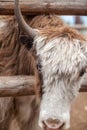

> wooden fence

[
  {"left": 0, "top": 0, "right": 87, "bottom": 97},
  {"left": 0, "top": 0, "right": 87, "bottom": 15},
  {"left": 0, "top": 74, "right": 86, "bottom": 97},
  {"left": 72, "top": 25, "right": 87, "bottom": 31}
]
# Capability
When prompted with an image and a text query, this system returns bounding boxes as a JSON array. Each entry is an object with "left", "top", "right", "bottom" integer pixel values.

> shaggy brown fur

[
  {"left": 0, "top": 15, "right": 86, "bottom": 130},
  {"left": 0, "top": 15, "right": 37, "bottom": 130},
  {"left": 40, "top": 26, "right": 87, "bottom": 42}
]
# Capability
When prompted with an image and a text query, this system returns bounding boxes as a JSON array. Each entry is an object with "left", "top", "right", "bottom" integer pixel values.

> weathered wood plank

[
  {"left": 0, "top": 76, "right": 35, "bottom": 97},
  {"left": 0, "top": 0, "right": 87, "bottom": 15}
]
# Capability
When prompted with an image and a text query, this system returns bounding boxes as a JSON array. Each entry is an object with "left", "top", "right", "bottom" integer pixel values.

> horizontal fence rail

[
  {"left": 0, "top": 76, "right": 35, "bottom": 97},
  {"left": 0, "top": 74, "right": 86, "bottom": 97},
  {"left": 71, "top": 25, "right": 87, "bottom": 30},
  {"left": 0, "top": 0, "right": 87, "bottom": 15}
]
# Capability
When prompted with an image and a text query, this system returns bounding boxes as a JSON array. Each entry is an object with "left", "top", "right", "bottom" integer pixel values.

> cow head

[{"left": 15, "top": 0, "right": 87, "bottom": 130}]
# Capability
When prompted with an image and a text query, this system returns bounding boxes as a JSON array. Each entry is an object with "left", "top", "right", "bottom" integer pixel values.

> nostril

[{"left": 43, "top": 118, "right": 64, "bottom": 130}]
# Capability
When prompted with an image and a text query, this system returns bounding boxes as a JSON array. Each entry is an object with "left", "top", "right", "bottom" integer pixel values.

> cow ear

[{"left": 19, "top": 35, "right": 33, "bottom": 50}]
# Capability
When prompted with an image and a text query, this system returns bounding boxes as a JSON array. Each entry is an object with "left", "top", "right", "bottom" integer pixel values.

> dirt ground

[{"left": 69, "top": 92, "right": 87, "bottom": 130}]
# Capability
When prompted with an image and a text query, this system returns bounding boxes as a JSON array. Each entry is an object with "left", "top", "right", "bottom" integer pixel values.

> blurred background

[
  {"left": 61, "top": 16, "right": 87, "bottom": 35},
  {"left": 61, "top": 16, "right": 87, "bottom": 25}
]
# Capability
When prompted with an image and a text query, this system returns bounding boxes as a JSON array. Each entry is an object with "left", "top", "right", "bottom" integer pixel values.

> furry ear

[{"left": 19, "top": 35, "right": 33, "bottom": 50}]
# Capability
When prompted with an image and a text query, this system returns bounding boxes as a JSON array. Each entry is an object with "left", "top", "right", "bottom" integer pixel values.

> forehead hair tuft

[{"left": 40, "top": 26, "right": 87, "bottom": 43}]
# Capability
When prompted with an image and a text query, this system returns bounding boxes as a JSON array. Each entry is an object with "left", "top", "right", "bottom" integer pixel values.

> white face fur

[{"left": 34, "top": 36, "right": 87, "bottom": 129}]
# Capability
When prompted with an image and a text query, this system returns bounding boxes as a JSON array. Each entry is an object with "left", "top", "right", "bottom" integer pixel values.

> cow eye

[
  {"left": 79, "top": 69, "right": 86, "bottom": 77},
  {"left": 36, "top": 63, "right": 42, "bottom": 72}
]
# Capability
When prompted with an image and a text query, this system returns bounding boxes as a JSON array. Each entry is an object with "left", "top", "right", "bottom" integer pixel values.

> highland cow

[{"left": 0, "top": 0, "right": 87, "bottom": 130}]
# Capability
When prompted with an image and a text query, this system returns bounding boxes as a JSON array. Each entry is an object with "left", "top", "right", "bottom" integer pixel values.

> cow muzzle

[{"left": 43, "top": 118, "right": 64, "bottom": 130}]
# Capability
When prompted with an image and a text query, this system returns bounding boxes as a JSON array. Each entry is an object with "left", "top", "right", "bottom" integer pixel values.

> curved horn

[{"left": 14, "top": 0, "right": 37, "bottom": 38}]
